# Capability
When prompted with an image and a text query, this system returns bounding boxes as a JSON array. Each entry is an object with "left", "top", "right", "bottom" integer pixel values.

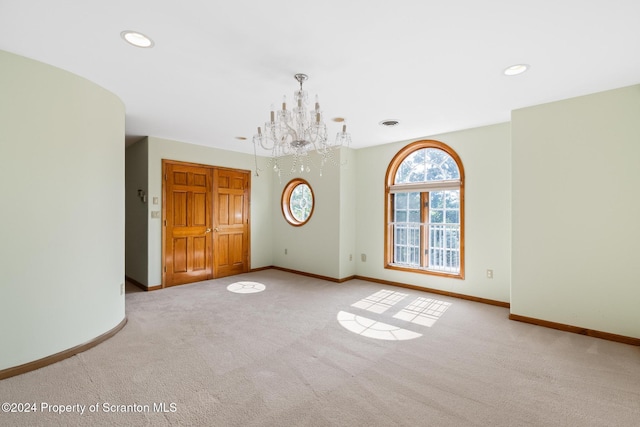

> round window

[{"left": 282, "top": 178, "right": 314, "bottom": 226}]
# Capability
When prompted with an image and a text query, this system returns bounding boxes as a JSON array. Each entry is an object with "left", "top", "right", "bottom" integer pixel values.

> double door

[{"left": 163, "top": 161, "right": 249, "bottom": 287}]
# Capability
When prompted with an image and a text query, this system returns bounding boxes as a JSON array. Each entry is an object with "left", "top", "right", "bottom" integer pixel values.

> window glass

[
  {"left": 290, "top": 183, "right": 312, "bottom": 222},
  {"left": 395, "top": 148, "right": 460, "bottom": 184}
]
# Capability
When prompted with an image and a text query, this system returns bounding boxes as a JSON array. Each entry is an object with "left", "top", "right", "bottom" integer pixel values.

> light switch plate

[{"left": 151, "top": 211, "right": 161, "bottom": 218}]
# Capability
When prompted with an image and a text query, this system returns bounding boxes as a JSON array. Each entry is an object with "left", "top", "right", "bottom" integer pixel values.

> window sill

[{"left": 386, "top": 263, "right": 465, "bottom": 280}]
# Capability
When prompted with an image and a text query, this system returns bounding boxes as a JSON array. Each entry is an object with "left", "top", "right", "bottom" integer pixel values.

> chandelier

[{"left": 253, "top": 73, "right": 351, "bottom": 176}]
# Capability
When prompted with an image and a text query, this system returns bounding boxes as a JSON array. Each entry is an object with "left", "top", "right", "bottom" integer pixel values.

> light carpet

[{"left": 1, "top": 269, "right": 639, "bottom": 426}]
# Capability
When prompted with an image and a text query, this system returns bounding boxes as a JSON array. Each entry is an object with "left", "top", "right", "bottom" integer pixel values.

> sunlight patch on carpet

[
  {"left": 227, "top": 281, "right": 266, "bottom": 294},
  {"left": 350, "top": 289, "right": 408, "bottom": 314},
  {"left": 337, "top": 311, "right": 422, "bottom": 341},
  {"left": 393, "top": 297, "right": 452, "bottom": 327}
]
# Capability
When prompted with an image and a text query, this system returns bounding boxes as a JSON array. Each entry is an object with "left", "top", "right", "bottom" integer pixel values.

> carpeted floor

[{"left": 1, "top": 269, "right": 639, "bottom": 426}]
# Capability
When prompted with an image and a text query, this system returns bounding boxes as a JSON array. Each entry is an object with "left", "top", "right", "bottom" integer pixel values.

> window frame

[
  {"left": 281, "top": 178, "right": 315, "bottom": 226},
  {"left": 384, "top": 140, "right": 465, "bottom": 279}
]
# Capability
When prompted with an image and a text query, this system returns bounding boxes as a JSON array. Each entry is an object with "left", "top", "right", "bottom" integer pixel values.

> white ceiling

[{"left": 1, "top": 0, "right": 639, "bottom": 155}]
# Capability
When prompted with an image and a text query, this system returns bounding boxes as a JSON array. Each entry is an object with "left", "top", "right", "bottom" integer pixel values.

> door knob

[
  {"left": 205, "top": 228, "right": 212, "bottom": 233},
  {"left": 214, "top": 227, "right": 219, "bottom": 232}
]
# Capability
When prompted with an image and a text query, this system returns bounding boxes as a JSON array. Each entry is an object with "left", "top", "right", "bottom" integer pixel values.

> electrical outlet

[
  {"left": 486, "top": 269, "right": 493, "bottom": 279},
  {"left": 120, "top": 283, "right": 125, "bottom": 295},
  {"left": 285, "top": 248, "right": 288, "bottom": 255},
  {"left": 151, "top": 211, "right": 161, "bottom": 218},
  {"left": 349, "top": 254, "right": 353, "bottom": 261},
  {"left": 361, "top": 254, "right": 367, "bottom": 262}
]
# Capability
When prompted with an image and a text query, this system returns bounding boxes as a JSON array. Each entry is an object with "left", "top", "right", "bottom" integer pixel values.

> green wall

[
  {"left": 270, "top": 149, "right": 351, "bottom": 279},
  {"left": 354, "top": 123, "right": 512, "bottom": 303},
  {"left": 0, "top": 50, "right": 125, "bottom": 370},
  {"left": 511, "top": 84, "right": 640, "bottom": 338}
]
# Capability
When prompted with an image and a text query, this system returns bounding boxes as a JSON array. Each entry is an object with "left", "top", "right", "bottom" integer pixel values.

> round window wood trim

[{"left": 281, "top": 178, "right": 315, "bottom": 226}]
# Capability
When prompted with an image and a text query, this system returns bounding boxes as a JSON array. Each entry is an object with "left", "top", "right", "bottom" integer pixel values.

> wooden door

[
  {"left": 164, "top": 162, "right": 213, "bottom": 286},
  {"left": 213, "top": 168, "right": 249, "bottom": 278}
]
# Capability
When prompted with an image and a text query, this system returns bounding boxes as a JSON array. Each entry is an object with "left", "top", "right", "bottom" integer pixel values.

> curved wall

[{"left": 0, "top": 50, "right": 125, "bottom": 371}]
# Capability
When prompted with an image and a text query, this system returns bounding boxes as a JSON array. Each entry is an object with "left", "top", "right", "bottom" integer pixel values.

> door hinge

[
  {"left": 164, "top": 219, "right": 166, "bottom": 226},
  {"left": 164, "top": 266, "right": 167, "bottom": 273},
  {"left": 164, "top": 173, "right": 167, "bottom": 180}
]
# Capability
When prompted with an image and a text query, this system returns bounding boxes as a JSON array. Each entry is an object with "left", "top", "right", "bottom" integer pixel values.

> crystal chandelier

[{"left": 253, "top": 73, "right": 351, "bottom": 176}]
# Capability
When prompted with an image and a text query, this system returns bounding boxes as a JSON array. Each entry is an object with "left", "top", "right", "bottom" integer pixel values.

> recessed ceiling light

[
  {"left": 120, "top": 31, "right": 154, "bottom": 48},
  {"left": 379, "top": 120, "right": 400, "bottom": 127},
  {"left": 503, "top": 64, "right": 529, "bottom": 76}
]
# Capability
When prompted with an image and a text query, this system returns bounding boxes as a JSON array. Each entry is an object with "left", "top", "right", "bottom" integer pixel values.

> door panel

[
  {"left": 218, "top": 194, "right": 229, "bottom": 224},
  {"left": 194, "top": 193, "right": 206, "bottom": 225},
  {"left": 173, "top": 238, "right": 188, "bottom": 272},
  {"left": 164, "top": 163, "right": 213, "bottom": 286},
  {"left": 193, "top": 236, "right": 206, "bottom": 270},
  {"left": 173, "top": 192, "right": 187, "bottom": 225}
]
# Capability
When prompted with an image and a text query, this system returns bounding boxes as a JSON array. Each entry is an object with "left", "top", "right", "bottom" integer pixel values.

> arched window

[{"left": 385, "top": 140, "right": 464, "bottom": 278}]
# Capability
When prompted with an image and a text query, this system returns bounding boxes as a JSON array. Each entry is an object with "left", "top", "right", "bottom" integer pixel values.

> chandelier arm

[{"left": 282, "top": 120, "right": 301, "bottom": 143}]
